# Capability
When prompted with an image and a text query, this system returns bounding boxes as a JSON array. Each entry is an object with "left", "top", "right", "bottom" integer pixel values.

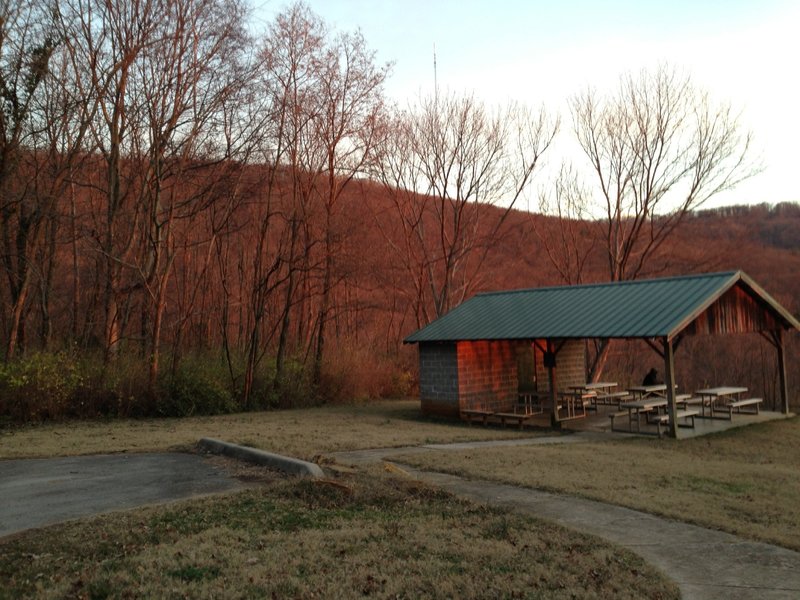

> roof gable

[{"left": 404, "top": 271, "right": 800, "bottom": 343}]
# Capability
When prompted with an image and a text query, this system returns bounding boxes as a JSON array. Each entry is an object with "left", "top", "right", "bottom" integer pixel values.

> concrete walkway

[{"left": 330, "top": 434, "right": 800, "bottom": 600}]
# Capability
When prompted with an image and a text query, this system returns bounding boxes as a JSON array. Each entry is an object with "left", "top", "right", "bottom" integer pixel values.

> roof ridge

[{"left": 474, "top": 270, "right": 741, "bottom": 298}]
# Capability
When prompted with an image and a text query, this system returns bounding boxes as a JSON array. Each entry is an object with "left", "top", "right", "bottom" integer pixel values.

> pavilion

[{"left": 404, "top": 271, "right": 799, "bottom": 438}]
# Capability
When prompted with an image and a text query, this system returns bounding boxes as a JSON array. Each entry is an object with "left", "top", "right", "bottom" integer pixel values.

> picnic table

[
  {"left": 695, "top": 387, "right": 759, "bottom": 419},
  {"left": 494, "top": 392, "right": 548, "bottom": 428},
  {"left": 517, "top": 390, "right": 549, "bottom": 414},
  {"left": 627, "top": 384, "right": 669, "bottom": 399},
  {"left": 570, "top": 382, "right": 617, "bottom": 393},
  {"left": 557, "top": 390, "right": 593, "bottom": 420},
  {"left": 615, "top": 397, "right": 667, "bottom": 432},
  {"left": 569, "top": 382, "right": 612, "bottom": 410}
]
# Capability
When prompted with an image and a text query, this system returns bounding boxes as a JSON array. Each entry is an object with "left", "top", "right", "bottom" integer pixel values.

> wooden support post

[
  {"left": 776, "top": 329, "right": 789, "bottom": 414},
  {"left": 546, "top": 338, "right": 559, "bottom": 427},
  {"left": 662, "top": 337, "right": 678, "bottom": 439}
]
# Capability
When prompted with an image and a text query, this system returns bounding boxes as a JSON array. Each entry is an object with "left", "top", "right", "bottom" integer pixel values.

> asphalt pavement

[{"left": 0, "top": 452, "right": 240, "bottom": 538}]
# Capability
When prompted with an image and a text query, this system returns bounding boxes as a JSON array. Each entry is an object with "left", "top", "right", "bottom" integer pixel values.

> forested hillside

[{"left": 2, "top": 151, "right": 798, "bottom": 419}]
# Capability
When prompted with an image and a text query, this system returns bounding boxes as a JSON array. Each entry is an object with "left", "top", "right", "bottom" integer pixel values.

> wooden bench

[
  {"left": 494, "top": 411, "right": 537, "bottom": 429},
  {"left": 594, "top": 391, "right": 631, "bottom": 409},
  {"left": 611, "top": 405, "right": 662, "bottom": 433},
  {"left": 678, "top": 396, "right": 703, "bottom": 407},
  {"left": 608, "top": 411, "right": 630, "bottom": 432},
  {"left": 725, "top": 397, "right": 762, "bottom": 418},
  {"left": 652, "top": 409, "right": 699, "bottom": 438},
  {"left": 597, "top": 392, "right": 633, "bottom": 405},
  {"left": 461, "top": 409, "right": 494, "bottom": 426}
]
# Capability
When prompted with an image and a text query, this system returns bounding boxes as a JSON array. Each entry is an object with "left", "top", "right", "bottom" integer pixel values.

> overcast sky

[{"left": 255, "top": 0, "right": 799, "bottom": 209}]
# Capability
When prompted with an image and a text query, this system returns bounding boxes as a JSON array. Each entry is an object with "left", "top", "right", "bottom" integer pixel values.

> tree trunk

[
  {"left": 6, "top": 281, "right": 30, "bottom": 360},
  {"left": 275, "top": 217, "right": 299, "bottom": 390},
  {"left": 314, "top": 228, "right": 333, "bottom": 387},
  {"left": 588, "top": 339, "right": 613, "bottom": 382},
  {"left": 104, "top": 288, "right": 122, "bottom": 364},
  {"left": 147, "top": 257, "right": 174, "bottom": 401}
]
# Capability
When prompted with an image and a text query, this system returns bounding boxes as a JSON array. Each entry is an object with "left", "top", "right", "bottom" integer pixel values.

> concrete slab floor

[{"left": 511, "top": 407, "right": 791, "bottom": 439}]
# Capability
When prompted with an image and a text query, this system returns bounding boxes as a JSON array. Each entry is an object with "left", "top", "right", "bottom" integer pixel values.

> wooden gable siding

[{"left": 683, "top": 284, "right": 781, "bottom": 336}]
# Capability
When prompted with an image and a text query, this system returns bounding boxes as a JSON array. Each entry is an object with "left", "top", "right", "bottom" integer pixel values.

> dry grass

[
  {"left": 392, "top": 417, "right": 800, "bottom": 551},
  {"left": 0, "top": 469, "right": 678, "bottom": 599},
  {"left": 0, "top": 400, "right": 533, "bottom": 461}
]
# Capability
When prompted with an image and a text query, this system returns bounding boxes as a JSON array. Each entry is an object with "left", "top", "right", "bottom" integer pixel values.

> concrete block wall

[
  {"left": 418, "top": 343, "right": 460, "bottom": 416},
  {"left": 534, "top": 340, "right": 586, "bottom": 392}
]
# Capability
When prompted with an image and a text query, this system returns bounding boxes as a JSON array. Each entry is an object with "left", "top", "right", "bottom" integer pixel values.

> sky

[{"left": 254, "top": 0, "right": 799, "bottom": 209}]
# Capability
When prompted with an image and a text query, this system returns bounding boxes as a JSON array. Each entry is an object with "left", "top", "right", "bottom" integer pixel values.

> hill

[{"left": 1, "top": 156, "right": 798, "bottom": 414}]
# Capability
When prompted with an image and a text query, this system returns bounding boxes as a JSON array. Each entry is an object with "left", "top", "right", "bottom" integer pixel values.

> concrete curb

[{"left": 197, "top": 437, "right": 324, "bottom": 478}]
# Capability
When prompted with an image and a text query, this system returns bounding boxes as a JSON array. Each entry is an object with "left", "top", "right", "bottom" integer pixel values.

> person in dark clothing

[{"left": 642, "top": 367, "right": 661, "bottom": 386}]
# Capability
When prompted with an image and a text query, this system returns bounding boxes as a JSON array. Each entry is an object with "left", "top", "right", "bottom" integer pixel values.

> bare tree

[
  {"left": 243, "top": 2, "right": 390, "bottom": 395},
  {"left": 376, "top": 93, "right": 556, "bottom": 324},
  {"left": 572, "top": 65, "right": 755, "bottom": 283},
  {"left": 59, "top": 0, "right": 253, "bottom": 396},
  {"left": 561, "top": 65, "right": 757, "bottom": 378},
  {"left": 24, "top": 38, "right": 96, "bottom": 350},
  {"left": 60, "top": 0, "right": 159, "bottom": 363},
  {"left": 132, "top": 0, "right": 252, "bottom": 397},
  {"left": 532, "top": 165, "right": 594, "bottom": 285},
  {"left": 310, "top": 27, "right": 390, "bottom": 384},
  {"left": 0, "top": 0, "right": 59, "bottom": 359},
  {"left": 233, "top": 1, "right": 326, "bottom": 405}
]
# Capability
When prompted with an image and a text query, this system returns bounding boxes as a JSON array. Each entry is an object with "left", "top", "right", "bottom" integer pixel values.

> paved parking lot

[{"left": 0, "top": 453, "right": 240, "bottom": 537}]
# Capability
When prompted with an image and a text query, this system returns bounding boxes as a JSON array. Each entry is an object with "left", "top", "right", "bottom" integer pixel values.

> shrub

[
  {"left": 316, "top": 345, "right": 416, "bottom": 404},
  {"left": 0, "top": 351, "right": 85, "bottom": 421},
  {"left": 157, "top": 355, "right": 238, "bottom": 417},
  {"left": 256, "top": 357, "right": 315, "bottom": 410},
  {"left": 0, "top": 345, "right": 417, "bottom": 423},
  {"left": 97, "top": 355, "right": 151, "bottom": 418}
]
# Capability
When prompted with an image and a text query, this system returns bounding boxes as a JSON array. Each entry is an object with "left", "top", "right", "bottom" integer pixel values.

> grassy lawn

[
  {"left": 0, "top": 468, "right": 678, "bottom": 599},
  {"left": 391, "top": 417, "right": 800, "bottom": 551},
  {"left": 0, "top": 400, "right": 534, "bottom": 461},
  {"left": 5, "top": 400, "right": 795, "bottom": 595}
]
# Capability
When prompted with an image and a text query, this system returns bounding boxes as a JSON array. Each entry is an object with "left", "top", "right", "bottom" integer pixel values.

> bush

[
  {"left": 249, "top": 357, "right": 315, "bottom": 410},
  {"left": 0, "top": 351, "right": 85, "bottom": 421},
  {"left": 316, "top": 345, "right": 416, "bottom": 404},
  {"left": 0, "top": 345, "right": 416, "bottom": 423},
  {"left": 156, "top": 355, "right": 238, "bottom": 417}
]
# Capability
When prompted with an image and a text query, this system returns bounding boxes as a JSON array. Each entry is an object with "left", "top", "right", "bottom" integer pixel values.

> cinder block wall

[
  {"left": 457, "top": 340, "right": 520, "bottom": 413},
  {"left": 418, "top": 342, "right": 460, "bottom": 416},
  {"left": 534, "top": 340, "right": 586, "bottom": 392}
]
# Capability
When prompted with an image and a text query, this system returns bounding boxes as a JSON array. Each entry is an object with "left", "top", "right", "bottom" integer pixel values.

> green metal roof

[{"left": 404, "top": 271, "right": 800, "bottom": 343}]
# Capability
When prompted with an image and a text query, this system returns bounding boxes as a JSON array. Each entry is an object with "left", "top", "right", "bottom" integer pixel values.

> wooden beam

[
  {"left": 534, "top": 338, "right": 567, "bottom": 356},
  {"left": 776, "top": 329, "right": 789, "bottom": 414},
  {"left": 759, "top": 330, "right": 777, "bottom": 347},
  {"left": 662, "top": 337, "right": 678, "bottom": 439},
  {"left": 644, "top": 338, "right": 665, "bottom": 359},
  {"left": 673, "top": 334, "right": 685, "bottom": 353},
  {"left": 547, "top": 338, "right": 560, "bottom": 426}
]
